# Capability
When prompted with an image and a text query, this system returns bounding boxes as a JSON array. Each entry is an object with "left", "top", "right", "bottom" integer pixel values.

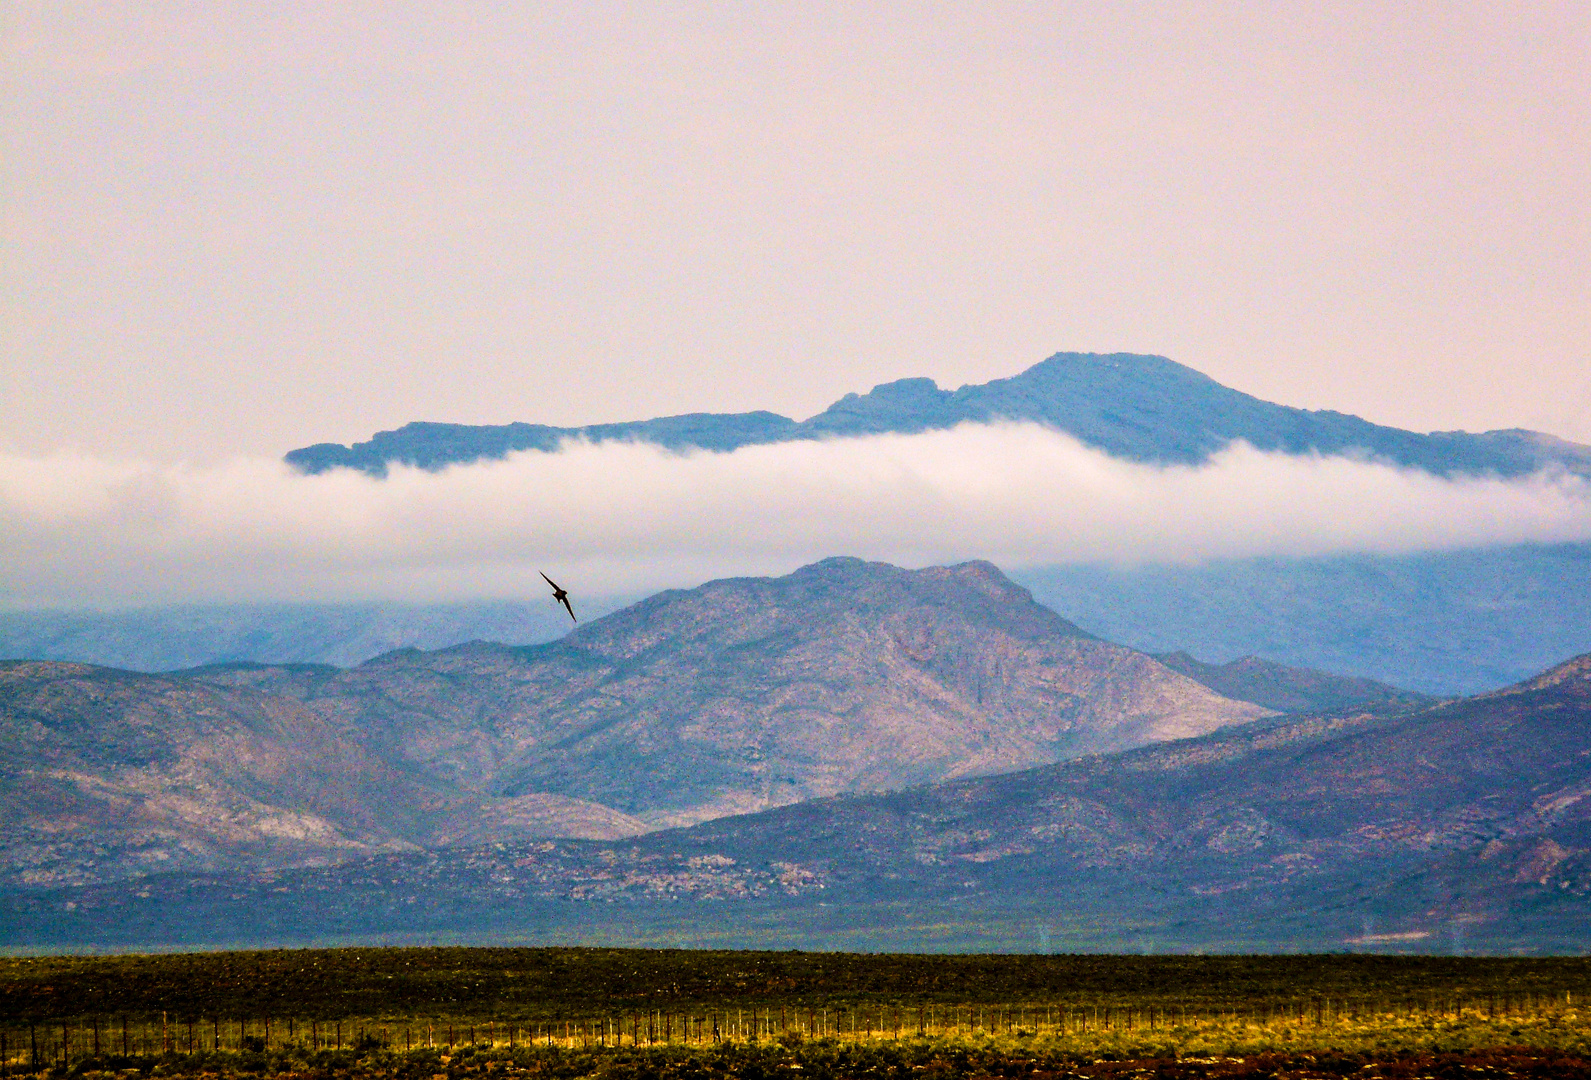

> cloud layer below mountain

[{"left": 5, "top": 423, "right": 1591, "bottom": 607}]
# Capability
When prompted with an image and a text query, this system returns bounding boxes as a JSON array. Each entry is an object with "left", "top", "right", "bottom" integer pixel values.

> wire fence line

[{"left": 2, "top": 992, "right": 1583, "bottom": 1069}]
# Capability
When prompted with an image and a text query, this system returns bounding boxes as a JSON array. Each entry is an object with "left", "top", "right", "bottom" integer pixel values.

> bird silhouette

[{"left": 541, "top": 572, "right": 576, "bottom": 623}]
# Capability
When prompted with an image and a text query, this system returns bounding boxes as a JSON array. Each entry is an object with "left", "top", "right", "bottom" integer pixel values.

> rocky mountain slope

[
  {"left": 0, "top": 558, "right": 1269, "bottom": 890},
  {"left": 0, "top": 660, "right": 421, "bottom": 888},
  {"left": 0, "top": 661, "right": 644, "bottom": 890},
  {"left": 188, "top": 558, "right": 1271, "bottom": 829},
  {"left": 621, "top": 649, "right": 1591, "bottom": 946},
  {"left": 284, "top": 352, "right": 1591, "bottom": 479},
  {"left": 7, "top": 543, "right": 1586, "bottom": 697},
  {"left": 9, "top": 652, "right": 1586, "bottom": 951},
  {"left": 1151, "top": 651, "right": 1433, "bottom": 714}
]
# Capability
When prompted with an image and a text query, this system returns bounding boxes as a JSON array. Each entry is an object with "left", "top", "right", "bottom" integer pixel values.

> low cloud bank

[{"left": 4, "top": 423, "right": 1591, "bottom": 607}]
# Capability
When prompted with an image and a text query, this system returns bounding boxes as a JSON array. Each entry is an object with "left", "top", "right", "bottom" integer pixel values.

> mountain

[
  {"left": 10, "top": 651, "right": 1588, "bottom": 952},
  {"left": 284, "top": 352, "right": 1591, "bottom": 479},
  {"left": 0, "top": 558, "right": 1269, "bottom": 891},
  {"left": 12, "top": 355, "right": 1589, "bottom": 695},
  {"left": 0, "top": 659, "right": 424, "bottom": 889},
  {"left": 184, "top": 558, "right": 1271, "bottom": 829},
  {"left": 1020, "top": 541, "right": 1591, "bottom": 695},
  {"left": 5, "top": 542, "right": 1589, "bottom": 698},
  {"left": 5, "top": 543, "right": 1586, "bottom": 697},
  {"left": 0, "top": 660, "right": 645, "bottom": 891},
  {"left": 627, "top": 649, "right": 1591, "bottom": 948},
  {"left": 666, "top": 650, "right": 1591, "bottom": 950},
  {"left": 1151, "top": 650, "right": 1433, "bottom": 713}
]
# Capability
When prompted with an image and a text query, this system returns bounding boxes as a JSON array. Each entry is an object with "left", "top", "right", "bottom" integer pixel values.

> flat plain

[{"left": 7, "top": 948, "right": 1591, "bottom": 1078}]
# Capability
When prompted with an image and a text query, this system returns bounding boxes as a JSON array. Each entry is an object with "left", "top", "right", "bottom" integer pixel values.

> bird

[{"left": 541, "top": 571, "right": 576, "bottom": 623}]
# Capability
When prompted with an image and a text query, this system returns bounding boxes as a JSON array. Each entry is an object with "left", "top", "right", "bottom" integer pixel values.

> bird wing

[
  {"left": 540, "top": 571, "right": 562, "bottom": 591},
  {"left": 560, "top": 595, "right": 577, "bottom": 622}
]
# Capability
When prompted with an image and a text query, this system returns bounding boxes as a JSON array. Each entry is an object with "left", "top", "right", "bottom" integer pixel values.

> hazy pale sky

[{"left": 4, "top": 2, "right": 1590, "bottom": 463}]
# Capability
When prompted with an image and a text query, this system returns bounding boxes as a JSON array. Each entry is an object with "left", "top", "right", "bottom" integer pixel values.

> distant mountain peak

[
  {"left": 788, "top": 554, "right": 877, "bottom": 574},
  {"left": 1021, "top": 350, "right": 1216, "bottom": 380},
  {"left": 916, "top": 558, "right": 1033, "bottom": 601},
  {"left": 567, "top": 556, "right": 1095, "bottom": 655},
  {"left": 857, "top": 375, "right": 945, "bottom": 401},
  {"left": 785, "top": 554, "right": 1011, "bottom": 586},
  {"left": 283, "top": 351, "right": 1591, "bottom": 480}
]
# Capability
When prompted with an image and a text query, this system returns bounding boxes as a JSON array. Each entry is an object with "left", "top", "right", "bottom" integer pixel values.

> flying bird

[{"left": 541, "top": 572, "right": 576, "bottom": 623}]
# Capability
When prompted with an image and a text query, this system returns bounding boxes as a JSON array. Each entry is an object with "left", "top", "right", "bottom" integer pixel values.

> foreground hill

[
  {"left": 189, "top": 558, "right": 1270, "bottom": 829},
  {"left": 285, "top": 352, "right": 1591, "bottom": 479},
  {"left": 0, "top": 558, "right": 1268, "bottom": 889},
  {"left": 11, "top": 652, "right": 1579, "bottom": 951},
  {"left": 636, "top": 649, "right": 1591, "bottom": 948}
]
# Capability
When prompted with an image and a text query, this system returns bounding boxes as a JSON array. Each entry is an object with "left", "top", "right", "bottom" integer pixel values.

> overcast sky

[{"left": 4, "top": 2, "right": 1589, "bottom": 464}]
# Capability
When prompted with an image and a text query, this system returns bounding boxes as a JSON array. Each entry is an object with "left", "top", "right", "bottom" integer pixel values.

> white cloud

[{"left": 4, "top": 424, "right": 1591, "bottom": 607}]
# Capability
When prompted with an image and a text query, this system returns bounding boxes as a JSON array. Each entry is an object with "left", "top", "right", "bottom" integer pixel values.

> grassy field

[{"left": 5, "top": 948, "right": 1591, "bottom": 1077}]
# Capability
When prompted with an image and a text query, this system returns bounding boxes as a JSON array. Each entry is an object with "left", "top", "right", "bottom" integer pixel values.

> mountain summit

[
  {"left": 1, "top": 558, "right": 1271, "bottom": 889},
  {"left": 195, "top": 557, "right": 1271, "bottom": 829},
  {"left": 286, "top": 352, "right": 1591, "bottom": 478}
]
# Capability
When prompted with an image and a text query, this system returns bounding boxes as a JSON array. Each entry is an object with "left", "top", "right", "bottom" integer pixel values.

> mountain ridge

[
  {"left": 0, "top": 557, "right": 1271, "bottom": 890},
  {"left": 1151, "top": 650, "right": 1433, "bottom": 714},
  {"left": 10, "top": 649, "right": 1589, "bottom": 951},
  {"left": 5, "top": 542, "right": 1588, "bottom": 696},
  {"left": 284, "top": 352, "right": 1591, "bottom": 479},
  {"left": 189, "top": 557, "right": 1272, "bottom": 829}
]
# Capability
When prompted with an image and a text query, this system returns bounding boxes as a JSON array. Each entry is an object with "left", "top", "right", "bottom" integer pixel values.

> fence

[{"left": 0, "top": 992, "right": 1580, "bottom": 1070}]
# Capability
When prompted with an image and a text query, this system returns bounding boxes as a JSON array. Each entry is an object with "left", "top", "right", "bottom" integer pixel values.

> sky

[
  {"left": 2, "top": 3, "right": 1591, "bottom": 608},
  {"left": 3, "top": 2, "right": 1589, "bottom": 463}
]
